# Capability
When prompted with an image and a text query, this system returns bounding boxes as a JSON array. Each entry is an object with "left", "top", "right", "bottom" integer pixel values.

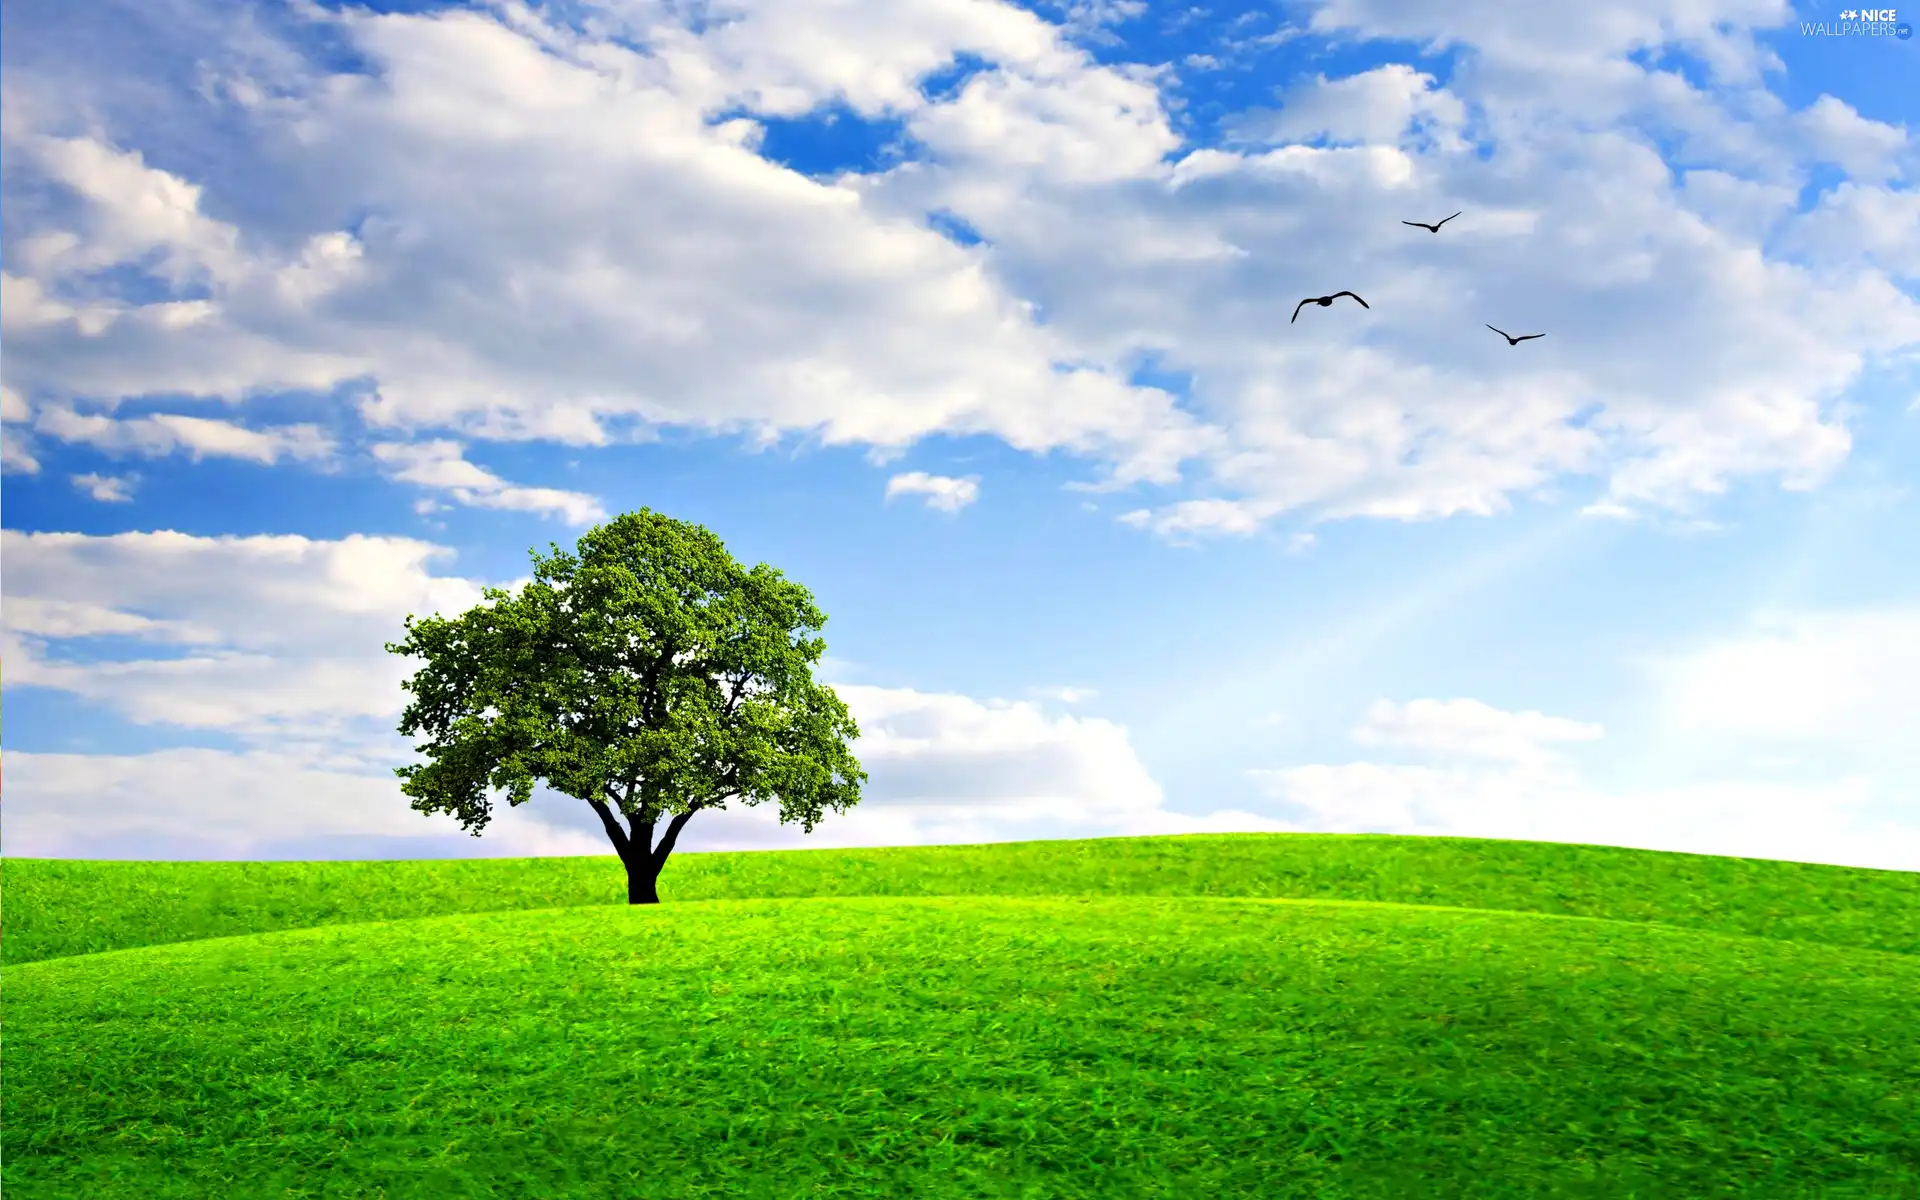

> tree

[{"left": 387, "top": 509, "right": 865, "bottom": 904}]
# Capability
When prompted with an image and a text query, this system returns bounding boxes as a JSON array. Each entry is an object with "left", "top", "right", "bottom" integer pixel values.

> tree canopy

[{"left": 387, "top": 510, "right": 865, "bottom": 902}]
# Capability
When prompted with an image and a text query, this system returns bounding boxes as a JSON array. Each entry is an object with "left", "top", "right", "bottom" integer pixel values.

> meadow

[{"left": 6, "top": 833, "right": 1919, "bottom": 1197}]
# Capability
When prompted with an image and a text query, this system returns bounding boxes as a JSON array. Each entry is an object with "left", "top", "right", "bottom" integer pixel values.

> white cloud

[
  {"left": 1251, "top": 756, "right": 1918, "bottom": 871},
  {"left": 1, "top": 528, "right": 490, "bottom": 736},
  {"left": 1657, "top": 608, "right": 1920, "bottom": 748},
  {"left": 1, "top": 440, "right": 41, "bottom": 474},
  {"left": 1304, "top": 0, "right": 1794, "bottom": 79},
  {"left": 371, "top": 440, "right": 607, "bottom": 524},
  {"left": 1252, "top": 694, "right": 1920, "bottom": 871},
  {"left": 1, "top": 597, "right": 223, "bottom": 643},
  {"left": 34, "top": 403, "right": 335, "bottom": 464},
  {"left": 1785, "top": 182, "right": 1920, "bottom": 279},
  {"left": 0, "top": 271, "right": 120, "bottom": 337},
  {"left": 71, "top": 471, "right": 135, "bottom": 502},
  {"left": 0, "top": 521, "right": 1298, "bottom": 857},
  {"left": 8, "top": 133, "right": 246, "bottom": 286},
  {"left": 885, "top": 470, "right": 981, "bottom": 511},
  {"left": 0, "top": 385, "right": 30, "bottom": 423},
  {"left": 834, "top": 684, "right": 1160, "bottom": 813},
  {"left": 1, "top": 749, "right": 611, "bottom": 860},
  {"left": 1, "top": 385, "right": 40, "bottom": 473},
  {"left": 1033, "top": 684, "right": 1097, "bottom": 703},
  {"left": 1793, "top": 95, "right": 1908, "bottom": 185},
  {"left": 1119, "top": 498, "right": 1265, "bottom": 537},
  {"left": 1354, "top": 697, "right": 1604, "bottom": 763},
  {"left": 2, "top": 0, "right": 1916, "bottom": 540},
  {"left": 1232, "top": 64, "right": 1466, "bottom": 147}
]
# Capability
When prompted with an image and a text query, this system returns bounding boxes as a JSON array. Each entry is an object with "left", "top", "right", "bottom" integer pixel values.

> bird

[
  {"left": 1292, "top": 291, "right": 1369, "bottom": 323},
  {"left": 1402, "top": 212, "right": 1462, "bottom": 233},
  {"left": 1486, "top": 325, "right": 1544, "bottom": 345}
]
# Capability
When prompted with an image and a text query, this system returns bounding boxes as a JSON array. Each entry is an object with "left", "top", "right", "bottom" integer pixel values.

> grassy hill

[
  {"left": 6, "top": 834, "right": 1919, "bottom": 1197},
  {"left": 10, "top": 831, "right": 1920, "bottom": 964}
]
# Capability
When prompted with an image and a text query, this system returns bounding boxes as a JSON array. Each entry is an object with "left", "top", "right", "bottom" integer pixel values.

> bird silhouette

[
  {"left": 1292, "top": 291, "right": 1370, "bottom": 323},
  {"left": 1486, "top": 325, "right": 1544, "bottom": 345},
  {"left": 1402, "top": 212, "right": 1462, "bottom": 233}
]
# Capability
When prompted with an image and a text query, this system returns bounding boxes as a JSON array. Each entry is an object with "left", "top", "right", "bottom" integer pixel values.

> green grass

[
  {"left": 7, "top": 833, "right": 1919, "bottom": 1197},
  {"left": 10, "top": 831, "right": 1920, "bottom": 965},
  {"left": 9, "top": 896, "right": 1919, "bottom": 1198}
]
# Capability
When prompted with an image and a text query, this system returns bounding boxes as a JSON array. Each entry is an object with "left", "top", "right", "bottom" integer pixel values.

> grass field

[
  {"left": 11, "top": 831, "right": 1920, "bottom": 964},
  {"left": 7, "top": 834, "right": 1919, "bottom": 1197}
]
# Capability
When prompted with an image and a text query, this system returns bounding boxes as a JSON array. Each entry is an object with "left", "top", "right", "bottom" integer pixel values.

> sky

[{"left": 3, "top": 0, "right": 1918, "bottom": 870}]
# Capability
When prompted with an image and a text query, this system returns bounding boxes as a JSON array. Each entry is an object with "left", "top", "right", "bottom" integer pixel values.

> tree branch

[
  {"left": 649, "top": 804, "right": 703, "bottom": 873},
  {"left": 585, "top": 794, "right": 634, "bottom": 862},
  {"left": 722, "top": 672, "right": 753, "bottom": 719},
  {"left": 639, "top": 641, "right": 676, "bottom": 729}
]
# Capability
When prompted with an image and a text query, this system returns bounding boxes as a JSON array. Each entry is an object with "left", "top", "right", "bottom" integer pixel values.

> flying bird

[
  {"left": 1292, "top": 291, "right": 1370, "bottom": 323},
  {"left": 1486, "top": 325, "right": 1544, "bottom": 345},
  {"left": 1402, "top": 211, "right": 1462, "bottom": 233}
]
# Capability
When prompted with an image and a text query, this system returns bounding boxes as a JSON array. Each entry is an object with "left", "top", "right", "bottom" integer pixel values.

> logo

[{"left": 1804, "top": 7, "right": 1911, "bottom": 33}]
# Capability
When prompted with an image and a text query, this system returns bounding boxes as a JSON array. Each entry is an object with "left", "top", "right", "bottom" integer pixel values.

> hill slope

[
  {"left": 10, "top": 832, "right": 1919, "bottom": 965},
  {"left": 8, "top": 896, "right": 1917, "bottom": 1198}
]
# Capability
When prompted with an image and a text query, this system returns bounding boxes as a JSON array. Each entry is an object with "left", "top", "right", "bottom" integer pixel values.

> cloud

[
  {"left": 1033, "top": 684, "right": 1097, "bottom": 703},
  {"left": 1793, "top": 95, "right": 1908, "bottom": 185},
  {"left": 33, "top": 403, "right": 335, "bottom": 464},
  {"left": 1, "top": 749, "right": 611, "bottom": 860},
  {"left": 1, "top": 673, "right": 1287, "bottom": 860},
  {"left": 1656, "top": 608, "right": 1920, "bottom": 749},
  {"left": 0, "top": 522, "right": 1296, "bottom": 857},
  {"left": 2, "top": 384, "right": 33, "bottom": 423},
  {"left": 1784, "top": 182, "right": 1920, "bottom": 279},
  {"left": 1230, "top": 64, "right": 1467, "bottom": 147},
  {"left": 371, "top": 440, "right": 607, "bottom": 525},
  {"left": 71, "top": 471, "right": 135, "bottom": 502},
  {"left": 1354, "top": 697, "right": 1604, "bottom": 763},
  {"left": 885, "top": 470, "right": 982, "bottom": 511},
  {"left": 1303, "top": 0, "right": 1794, "bottom": 78},
  {"left": 1, "top": 528, "right": 489, "bottom": 737},
  {"left": 1252, "top": 694, "right": 1920, "bottom": 871},
  {"left": 2, "top": 384, "right": 41, "bottom": 473},
  {"left": 2, "top": 0, "right": 1917, "bottom": 540},
  {"left": 1251, "top": 756, "right": 1918, "bottom": 871}
]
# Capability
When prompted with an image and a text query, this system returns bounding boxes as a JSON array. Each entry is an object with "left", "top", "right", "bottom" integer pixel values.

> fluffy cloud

[
  {"left": 1230, "top": 64, "right": 1466, "bottom": 147},
  {"left": 372, "top": 440, "right": 606, "bottom": 524},
  {"left": 1785, "top": 183, "right": 1920, "bottom": 280},
  {"left": 5, "top": 0, "right": 1910, "bottom": 538},
  {"left": 885, "top": 470, "right": 981, "bottom": 511},
  {"left": 3, "top": 384, "right": 42, "bottom": 474},
  {"left": 1, "top": 749, "right": 612, "bottom": 860},
  {"left": 1656, "top": 608, "right": 1920, "bottom": 749},
  {"left": 0, "top": 528, "right": 489, "bottom": 738},
  {"left": 1253, "top": 756, "right": 1918, "bottom": 870},
  {"left": 1, "top": 525, "right": 1293, "bottom": 858},
  {"left": 1354, "top": 697, "right": 1604, "bottom": 762},
  {"left": 70, "top": 471, "right": 135, "bottom": 502},
  {"left": 1252, "top": 691, "right": 1920, "bottom": 871},
  {"left": 34, "top": 403, "right": 335, "bottom": 464}
]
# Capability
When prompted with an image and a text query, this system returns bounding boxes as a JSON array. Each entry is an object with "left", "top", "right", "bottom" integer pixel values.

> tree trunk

[{"left": 626, "top": 858, "right": 662, "bottom": 905}]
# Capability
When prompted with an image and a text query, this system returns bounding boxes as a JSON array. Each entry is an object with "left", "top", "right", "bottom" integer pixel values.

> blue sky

[{"left": 4, "top": 0, "right": 1918, "bottom": 868}]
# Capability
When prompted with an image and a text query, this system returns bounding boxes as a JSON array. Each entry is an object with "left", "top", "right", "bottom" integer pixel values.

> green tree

[{"left": 387, "top": 510, "right": 865, "bottom": 904}]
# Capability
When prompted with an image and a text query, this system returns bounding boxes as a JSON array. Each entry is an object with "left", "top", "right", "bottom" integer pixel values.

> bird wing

[
  {"left": 1333, "top": 291, "right": 1369, "bottom": 308},
  {"left": 1436, "top": 211, "right": 1461, "bottom": 227},
  {"left": 1291, "top": 298, "right": 1311, "bottom": 323},
  {"left": 1486, "top": 324, "right": 1509, "bottom": 339},
  {"left": 1517, "top": 333, "right": 1545, "bottom": 342},
  {"left": 1401, "top": 220, "right": 1429, "bottom": 229}
]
